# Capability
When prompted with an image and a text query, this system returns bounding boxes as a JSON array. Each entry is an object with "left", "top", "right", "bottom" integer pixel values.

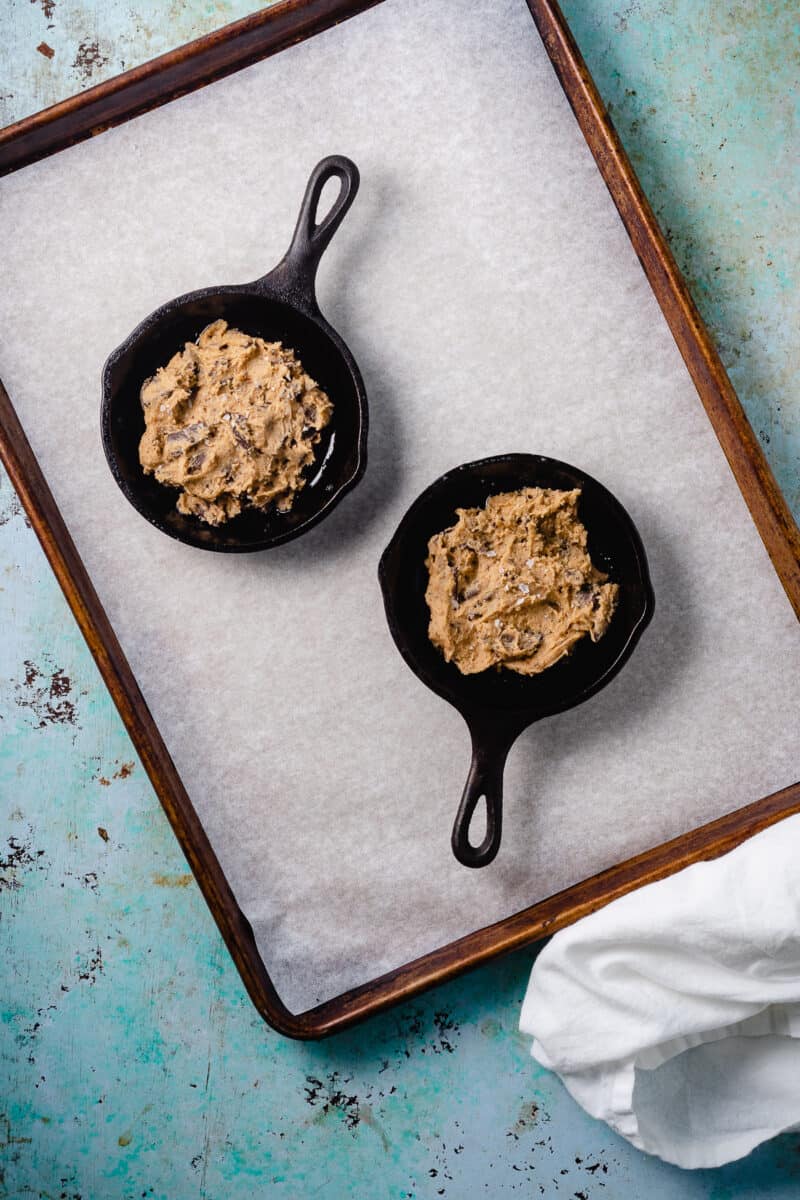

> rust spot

[
  {"left": 49, "top": 669, "right": 71, "bottom": 698},
  {"left": 113, "top": 761, "right": 135, "bottom": 780},
  {"left": 36, "top": 41, "right": 55, "bottom": 59},
  {"left": 98, "top": 777, "right": 110, "bottom": 787},
  {"left": 72, "top": 40, "right": 110, "bottom": 83},
  {"left": 152, "top": 873, "right": 193, "bottom": 888},
  {"left": 15, "top": 661, "right": 79, "bottom": 728},
  {"left": 32, "top": 0, "right": 57, "bottom": 19},
  {"left": 118, "top": 1132, "right": 131, "bottom": 1147},
  {"left": 97, "top": 827, "right": 110, "bottom": 842}
]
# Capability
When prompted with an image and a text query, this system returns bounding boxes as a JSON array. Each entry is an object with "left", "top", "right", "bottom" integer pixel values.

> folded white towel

[{"left": 519, "top": 813, "right": 800, "bottom": 1168}]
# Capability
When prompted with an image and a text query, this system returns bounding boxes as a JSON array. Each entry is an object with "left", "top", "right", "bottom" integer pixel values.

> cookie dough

[
  {"left": 138, "top": 320, "right": 332, "bottom": 525},
  {"left": 425, "top": 487, "right": 618, "bottom": 675}
]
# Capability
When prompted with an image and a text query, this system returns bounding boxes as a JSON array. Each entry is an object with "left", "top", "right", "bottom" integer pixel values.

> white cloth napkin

[{"left": 519, "top": 813, "right": 800, "bottom": 1168}]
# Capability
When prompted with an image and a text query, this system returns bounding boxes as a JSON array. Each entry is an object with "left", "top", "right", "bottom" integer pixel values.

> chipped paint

[
  {"left": 0, "top": 831, "right": 46, "bottom": 891},
  {"left": 304, "top": 1072, "right": 362, "bottom": 1131},
  {"left": 0, "top": 489, "right": 30, "bottom": 528},
  {"left": 75, "top": 943, "right": 104, "bottom": 985}
]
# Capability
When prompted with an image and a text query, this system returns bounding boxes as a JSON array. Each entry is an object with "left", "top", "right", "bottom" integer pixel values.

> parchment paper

[{"left": 1, "top": 0, "right": 798, "bottom": 1012}]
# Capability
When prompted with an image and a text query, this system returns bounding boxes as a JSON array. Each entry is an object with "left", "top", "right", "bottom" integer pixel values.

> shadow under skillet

[{"left": 496, "top": 504, "right": 696, "bottom": 898}]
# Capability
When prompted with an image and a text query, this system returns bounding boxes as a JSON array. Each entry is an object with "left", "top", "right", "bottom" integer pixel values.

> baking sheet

[{"left": 1, "top": 0, "right": 798, "bottom": 1013}]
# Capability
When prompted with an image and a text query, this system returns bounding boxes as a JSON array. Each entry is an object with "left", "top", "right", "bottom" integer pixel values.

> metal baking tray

[{"left": 1, "top": 0, "right": 798, "bottom": 1037}]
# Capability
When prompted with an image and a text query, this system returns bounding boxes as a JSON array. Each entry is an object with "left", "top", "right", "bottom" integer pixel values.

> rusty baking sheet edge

[{"left": 1, "top": 0, "right": 798, "bottom": 1037}]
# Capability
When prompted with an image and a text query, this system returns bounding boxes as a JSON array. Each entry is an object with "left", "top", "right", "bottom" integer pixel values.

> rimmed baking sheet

[{"left": 1, "top": 0, "right": 798, "bottom": 1017}]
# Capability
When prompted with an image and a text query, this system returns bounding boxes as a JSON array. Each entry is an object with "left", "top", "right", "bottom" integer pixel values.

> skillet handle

[
  {"left": 451, "top": 722, "right": 520, "bottom": 869},
  {"left": 260, "top": 155, "right": 360, "bottom": 310}
]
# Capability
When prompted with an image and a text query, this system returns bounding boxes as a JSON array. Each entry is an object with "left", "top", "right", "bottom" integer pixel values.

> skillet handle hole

[
  {"left": 451, "top": 757, "right": 504, "bottom": 869},
  {"left": 466, "top": 796, "right": 489, "bottom": 850},
  {"left": 314, "top": 176, "right": 345, "bottom": 231}
]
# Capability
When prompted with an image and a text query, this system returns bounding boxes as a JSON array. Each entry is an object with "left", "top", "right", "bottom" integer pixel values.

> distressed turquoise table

[{"left": 2, "top": 3, "right": 799, "bottom": 1197}]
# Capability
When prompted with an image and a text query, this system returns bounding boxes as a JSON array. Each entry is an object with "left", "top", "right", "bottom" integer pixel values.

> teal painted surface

[{"left": 1, "top": 2, "right": 799, "bottom": 1197}]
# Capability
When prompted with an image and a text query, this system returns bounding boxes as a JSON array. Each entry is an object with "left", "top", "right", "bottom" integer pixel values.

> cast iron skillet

[
  {"left": 101, "top": 155, "right": 367, "bottom": 552},
  {"left": 379, "top": 454, "right": 655, "bottom": 869}
]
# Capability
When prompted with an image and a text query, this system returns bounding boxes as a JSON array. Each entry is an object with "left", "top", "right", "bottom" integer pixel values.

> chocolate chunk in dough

[
  {"left": 138, "top": 320, "right": 332, "bottom": 526},
  {"left": 425, "top": 487, "right": 619, "bottom": 676}
]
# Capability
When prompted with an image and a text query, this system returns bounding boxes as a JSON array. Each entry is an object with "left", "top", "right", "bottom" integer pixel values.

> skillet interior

[{"left": 102, "top": 287, "right": 366, "bottom": 552}]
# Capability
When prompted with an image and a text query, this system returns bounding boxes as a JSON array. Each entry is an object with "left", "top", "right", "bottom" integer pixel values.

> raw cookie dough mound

[
  {"left": 425, "top": 487, "right": 618, "bottom": 676},
  {"left": 138, "top": 320, "right": 333, "bottom": 526}
]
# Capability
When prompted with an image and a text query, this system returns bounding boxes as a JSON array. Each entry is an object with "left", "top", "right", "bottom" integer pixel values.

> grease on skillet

[
  {"left": 425, "top": 486, "right": 618, "bottom": 676},
  {"left": 138, "top": 320, "right": 332, "bottom": 526}
]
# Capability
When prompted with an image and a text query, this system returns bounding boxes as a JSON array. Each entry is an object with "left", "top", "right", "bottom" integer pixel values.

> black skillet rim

[
  {"left": 100, "top": 283, "right": 368, "bottom": 553},
  {"left": 378, "top": 452, "right": 655, "bottom": 721}
]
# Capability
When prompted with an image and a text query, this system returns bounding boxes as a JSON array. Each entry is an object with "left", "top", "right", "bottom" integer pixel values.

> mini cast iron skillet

[
  {"left": 379, "top": 454, "right": 654, "bottom": 869},
  {"left": 101, "top": 155, "right": 367, "bottom": 552}
]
